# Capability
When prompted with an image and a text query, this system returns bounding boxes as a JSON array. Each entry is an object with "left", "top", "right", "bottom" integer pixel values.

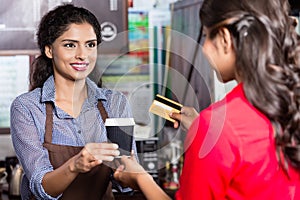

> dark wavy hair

[
  {"left": 30, "top": 4, "right": 102, "bottom": 90},
  {"left": 200, "top": 0, "right": 300, "bottom": 170}
]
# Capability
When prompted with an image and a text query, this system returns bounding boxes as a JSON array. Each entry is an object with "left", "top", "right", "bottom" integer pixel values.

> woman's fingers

[
  {"left": 116, "top": 164, "right": 125, "bottom": 172},
  {"left": 73, "top": 142, "right": 122, "bottom": 173},
  {"left": 91, "top": 148, "right": 120, "bottom": 157},
  {"left": 85, "top": 143, "right": 120, "bottom": 161},
  {"left": 169, "top": 112, "right": 182, "bottom": 121},
  {"left": 130, "top": 150, "right": 136, "bottom": 161},
  {"left": 170, "top": 106, "right": 199, "bottom": 131},
  {"left": 86, "top": 142, "right": 119, "bottom": 151}
]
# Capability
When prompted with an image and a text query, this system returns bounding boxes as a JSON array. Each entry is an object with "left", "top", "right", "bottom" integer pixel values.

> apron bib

[{"left": 30, "top": 101, "right": 114, "bottom": 200}]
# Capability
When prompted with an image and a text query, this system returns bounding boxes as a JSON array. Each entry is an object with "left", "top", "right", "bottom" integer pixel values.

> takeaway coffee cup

[{"left": 105, "top": 118, "right": 135, "bottom": 157}]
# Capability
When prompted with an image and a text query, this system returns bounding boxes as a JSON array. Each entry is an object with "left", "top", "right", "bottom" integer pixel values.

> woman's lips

[{"left": 70, "top": 63, "right": 89, "bottom": 71}]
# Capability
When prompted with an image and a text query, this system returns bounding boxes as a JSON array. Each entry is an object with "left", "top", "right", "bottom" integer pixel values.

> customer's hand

[
  {"left": 170, "top": 106, "right": 199, "bottom": 131},
  {"left": 114, "top": 151, "right": 150, "bottom": 190},
  {"left": 70, "top": 143, "right": 120, "bottom": 173}
]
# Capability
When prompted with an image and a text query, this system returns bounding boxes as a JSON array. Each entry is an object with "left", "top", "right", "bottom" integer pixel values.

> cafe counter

[{"left": 0, "top": 189, "right": 176, "bottom": 200}]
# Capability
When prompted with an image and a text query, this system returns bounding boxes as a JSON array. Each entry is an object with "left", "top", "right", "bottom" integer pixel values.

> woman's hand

[
  {"left": 114, "top": 151, "right": 171, "bottom": 200},
  {"left": 70, "top": 142, "right": 120, "bottom": 173},
  {"left": 113, "top": 151, "right": 149, "bottom": 190},
  {"left": 42, "top": 142, "right": 119, "bottom": 196},
  {"left": 170, "top": 106, "right": 199, "bottom": 131}
]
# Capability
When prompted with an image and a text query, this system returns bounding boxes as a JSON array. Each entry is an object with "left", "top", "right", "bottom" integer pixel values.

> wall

[
  {"left": 168, "top": 0, "right": 212, "bottom": 111},
  {"left": 131, "top": 0, "right": 178, "bottom": 10}
]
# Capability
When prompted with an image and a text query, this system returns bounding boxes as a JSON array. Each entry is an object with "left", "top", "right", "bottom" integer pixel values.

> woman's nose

[{"left": 75, "top": 46, "right": 87, "bottom": 60}]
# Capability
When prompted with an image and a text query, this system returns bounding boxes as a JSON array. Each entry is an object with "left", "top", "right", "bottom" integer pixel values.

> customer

[
  {"left": 113, "top": 0, "right": 300, "bottom": 199},
  {"left": 10, "top": 4, "right": 136, "bottom": 200},
  {"left": 170, "top": 0, "right": 298, "bottom": 132}
]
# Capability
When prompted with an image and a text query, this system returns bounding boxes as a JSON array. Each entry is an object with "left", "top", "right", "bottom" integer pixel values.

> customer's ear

[{"left": 219, "top": 27, "right": 232, "bottom": 54}]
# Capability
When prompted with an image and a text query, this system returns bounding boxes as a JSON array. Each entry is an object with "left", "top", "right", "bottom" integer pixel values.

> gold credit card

[{"left": 149, "top": 94, "right": 183, "bottom": 122}]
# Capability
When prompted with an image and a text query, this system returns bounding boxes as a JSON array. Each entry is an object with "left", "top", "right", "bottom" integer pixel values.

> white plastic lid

[{"left": 104, "top": 118, "right": 135, "bottom": 126}]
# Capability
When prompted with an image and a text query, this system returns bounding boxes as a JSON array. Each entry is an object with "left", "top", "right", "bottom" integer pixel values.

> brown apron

[{"left": 36, "top": 101, "right": 114, "bottom": 200}]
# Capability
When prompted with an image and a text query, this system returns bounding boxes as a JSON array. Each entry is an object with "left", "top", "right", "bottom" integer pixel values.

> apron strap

[
  {"left": 45, "top": 103, "right": 54, "bottom": 144},
  {"left": 97, "top": 100, "right": 108, "bottom": 123}
]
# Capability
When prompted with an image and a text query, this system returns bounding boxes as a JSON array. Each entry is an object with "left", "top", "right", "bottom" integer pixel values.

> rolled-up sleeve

[{"left": 10, "top": 96, "right": 59, "bottom": 199}]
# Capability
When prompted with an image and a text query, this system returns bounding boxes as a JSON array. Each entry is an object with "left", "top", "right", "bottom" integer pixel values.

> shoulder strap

[
  {"left": 44, "top": 101, "right": 108, "bottom": 143},
  {"left": 45, "top": 102, "right": 53, "bottom": 144},
  {"left": 97, "top": 100, "right": 108, "bottom": 123}
]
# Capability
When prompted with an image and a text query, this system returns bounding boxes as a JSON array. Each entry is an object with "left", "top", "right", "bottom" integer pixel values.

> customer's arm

[{"left": 114, "top": 153, "right": 171, "bottom": 200}]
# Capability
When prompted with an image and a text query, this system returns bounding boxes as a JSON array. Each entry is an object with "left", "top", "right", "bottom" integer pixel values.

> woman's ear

[
  {"left": 219, "top": 27, "right": 232, "bottom": 54},
  {"left": 45, "top": 45, "right": 53, "bottom": 59}
]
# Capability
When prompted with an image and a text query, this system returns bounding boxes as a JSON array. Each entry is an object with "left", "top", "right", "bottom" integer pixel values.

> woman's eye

[
  {"left": 64, "top": 43, "right": 76, "bottom": 48},
  {"left": 87, "top": 42, "right": 96, "bottom": 48}
]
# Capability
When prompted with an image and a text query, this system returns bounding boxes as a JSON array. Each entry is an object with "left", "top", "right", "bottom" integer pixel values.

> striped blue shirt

[{"left": 10, "top": 76, "right": 136, "bottom": 199}]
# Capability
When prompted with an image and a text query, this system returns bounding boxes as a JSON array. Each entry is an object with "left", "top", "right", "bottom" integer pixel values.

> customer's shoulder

[{"left": 201, "top": 83, "right": 250, "bottom": 116}]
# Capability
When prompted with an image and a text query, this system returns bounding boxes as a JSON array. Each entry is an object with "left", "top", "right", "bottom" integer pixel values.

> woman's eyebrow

[
  {"left": 86, "top": 39, "right": 98, "bottom": 43},
  {"left": 61, "top": 39, "right": 79, "bottom": 43},
  {"left": 61, "top": 39, "right": 97, "bottom": 43}
]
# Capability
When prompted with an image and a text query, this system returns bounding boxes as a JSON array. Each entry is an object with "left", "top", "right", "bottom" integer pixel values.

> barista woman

[{"left": 10, "top": 4, "right": 136, "bottom": 200}]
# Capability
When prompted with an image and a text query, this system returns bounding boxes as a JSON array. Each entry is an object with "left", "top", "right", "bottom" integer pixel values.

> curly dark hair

[
  {"left": 200, "top": 0, "right": 300, "bottom": 170},
  {"left": 30, "top": 4, "right": 102, "bottom": 90}
]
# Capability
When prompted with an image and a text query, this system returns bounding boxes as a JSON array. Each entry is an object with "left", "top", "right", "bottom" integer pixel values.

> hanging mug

[{"left": 0, "top": 169, "right": 7, "bottom": 184}]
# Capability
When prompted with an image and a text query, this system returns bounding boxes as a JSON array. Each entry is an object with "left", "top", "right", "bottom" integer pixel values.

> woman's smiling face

[{"left": 45, "top": 22, "right": 98, "bottom": 82}]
